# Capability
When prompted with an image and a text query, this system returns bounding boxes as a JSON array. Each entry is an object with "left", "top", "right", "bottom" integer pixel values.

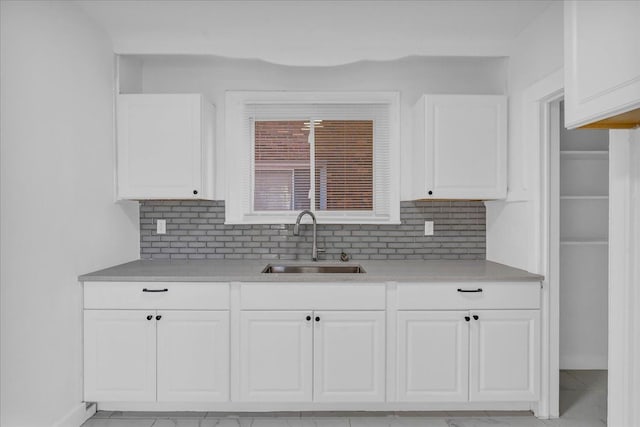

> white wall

[
  {"left": 0, "top": 2, "right": 139, "bottom": 426},
  {"left": 77, "top": 1, "right": 553, "bottom": 64},
  {"left": 486, "top": 1, "right": 564, "bottom": 272},
  {"left": 131, "top": 55, "right": 507, "bottom": 201}
]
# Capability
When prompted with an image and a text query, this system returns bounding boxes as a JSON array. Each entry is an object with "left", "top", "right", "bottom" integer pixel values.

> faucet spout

[{"left": 293, "top": 210, "right": 319, "bottom": 261}]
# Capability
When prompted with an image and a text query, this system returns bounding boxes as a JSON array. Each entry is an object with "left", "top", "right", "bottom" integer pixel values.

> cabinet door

[
  {"left": 396, "top": 311, "right": 469, "bottom": 402},
  {"left": 157, "top": 311, "right": 229, "bottom": 402},
  {"left": 84, "top": 310, "right": 156, "bottom": 401},
  {"left": 239, "top": 311, "right": 312, "bottom": 402},
  {"left": 313, "top": 311, "right": 385, "bottom": 402},
  {"left": 117, "top": 94, "right": 203, "bottom": 199},
  {"left": 469, "top": 310, "right": 540, "bottom": 401},
  {"left": 421, "top": 95, "right": 507, "bottom": 199},
  {"left": 564, "top": 0, "right": 640, "bottom": 128}
]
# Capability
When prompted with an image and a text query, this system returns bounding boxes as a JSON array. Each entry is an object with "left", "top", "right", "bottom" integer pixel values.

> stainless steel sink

[{"left": 261, "top": 264, "right": 366, "bottom": 274}]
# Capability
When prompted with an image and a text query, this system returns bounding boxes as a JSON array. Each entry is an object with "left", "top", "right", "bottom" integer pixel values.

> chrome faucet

[{"left": 293, "top": 210, "right": 322, "bottom": 261}]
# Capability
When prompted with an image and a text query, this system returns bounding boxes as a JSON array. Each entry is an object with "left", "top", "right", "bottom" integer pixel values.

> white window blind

[
  {"left": 248, "top": 103, "right": 389, "bottom": 220},
  {"left": 225, "top": 92, "right": 400, "bottom": 224},
  {"left": 253, "top": 120, "right": 311, "bottom": 211}
]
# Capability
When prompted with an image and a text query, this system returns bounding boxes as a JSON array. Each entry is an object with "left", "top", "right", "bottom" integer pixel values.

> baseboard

[
  {"left": 559, "top": 355, "right": 608, "bottom": 370},
  {"left": 52, "top": 402, "right": 96, "bottom": 427},
  {"left": 97, "top": 401, "right": 532, "bottom": 412}
]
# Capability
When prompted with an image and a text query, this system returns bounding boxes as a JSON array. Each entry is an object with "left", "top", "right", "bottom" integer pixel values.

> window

[
  {"left": 225, "top": 92, "right": 400, "bottom": 224},
  {"left": 254, "top": 119, "right": 374, "bottom": 211},
  {"left": 254, "top": 120, "right": 311, "bottom": 211}
]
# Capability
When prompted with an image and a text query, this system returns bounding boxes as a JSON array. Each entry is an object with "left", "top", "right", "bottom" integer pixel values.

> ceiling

[{"left": 76, "top": 0, "right": 554, "bottom": 66}]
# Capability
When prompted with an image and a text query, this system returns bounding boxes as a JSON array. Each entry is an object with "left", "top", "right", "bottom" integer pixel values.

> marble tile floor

[{"left": 82, "top": 370, "right": 607, "bottom": 427}]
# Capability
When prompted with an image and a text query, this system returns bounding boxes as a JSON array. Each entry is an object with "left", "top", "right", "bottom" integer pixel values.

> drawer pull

[
  {"left": 142, "top": 288, "right": 168, "bottom": 293},
  {"left": 457, "top": 288, "right": 483, "bottom": 293}
]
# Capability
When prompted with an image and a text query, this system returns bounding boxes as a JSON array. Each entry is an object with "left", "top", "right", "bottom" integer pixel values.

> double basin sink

[{"left": 262, "top": 264, "right": 366, "bottom": 274}]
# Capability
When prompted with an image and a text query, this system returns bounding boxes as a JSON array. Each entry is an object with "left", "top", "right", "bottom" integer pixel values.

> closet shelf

[
  {"left": 560, "top": 240, "right": 608, "bottom": 245},
  {"left": 560, "top": 195, "right": 609, "bottom": 200},
  {"left": 560, "top": 150, "right": 608, "bottom": 156}
]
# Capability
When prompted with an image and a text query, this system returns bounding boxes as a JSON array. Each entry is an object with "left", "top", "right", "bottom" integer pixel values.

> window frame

[{"left": 225, "top": 91, "right": 401, "bottom": 224}]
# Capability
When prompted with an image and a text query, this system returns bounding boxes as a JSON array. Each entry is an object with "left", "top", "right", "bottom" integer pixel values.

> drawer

[
  {"left": 83, "top": 282, "right": 229, "bottom": 310},
  {"left": 240, "top": 283, "right": 386, "bottom": 310},
  {"left": 397, "top": 282, "right": 540, "bottom": 310}
]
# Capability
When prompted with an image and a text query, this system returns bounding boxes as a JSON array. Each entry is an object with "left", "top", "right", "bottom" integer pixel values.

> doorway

[
  {"left": 557, "top": 101, "right": 609, "bottom": 369},
  {"left": 552, "top": 100, "right": 609, "bottom": 419}
]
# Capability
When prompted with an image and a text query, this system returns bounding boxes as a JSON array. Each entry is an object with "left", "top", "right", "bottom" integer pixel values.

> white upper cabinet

[
  {"left": 117, "top": 94, "right": 215, "bottom": 200},
  {"left": 413, "top": 95, "right": 507, "bottom": 200},
  {"left": 564, "top": 0, "right": 640, "bottom": 129}
]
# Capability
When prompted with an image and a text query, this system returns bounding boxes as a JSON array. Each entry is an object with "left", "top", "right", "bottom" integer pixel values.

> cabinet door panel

[
  {"left": 117, "top": 94, "right": 202, "bottom": 199},
  {"left": 84, "top": 310, "right": 156, "bottom": 402},
  {"left": 564, "top": 0, "right": 640, "bottom": 128},
  {"left": 469, "top": 310, "right": 539, "bottom": 401},
  {"left": 397, "top": 311, "right": 469, "bottom": 402},
  {"left": 423, "top": 95, "right": 506, "bottom": 199},
  {"left": 157, "top": 311, "right": 229, "bottom": 402},
  {"left": 239, "top": 311, "right": 312, "bottom": 402},
  {"left": 313, "top": 311, "right": 385, "bottom": 402}
]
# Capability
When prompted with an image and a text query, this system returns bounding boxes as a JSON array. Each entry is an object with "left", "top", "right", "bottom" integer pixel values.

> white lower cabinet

[
  {"left": 84, "top": 310, "right": 157, "bottom": 402},
  {"left": 397, "top": 311, "right": 469, "bottom": 402},
  {"left": 313, "top": 311, "right": 385, "bottom": 402},
  {"left": 469, "top": 310, "right": 540, "bottom": 401},
  {"left": 397, "top": 309, "right": 539, "bottom": 403},
  {"left": 239, "top": 310, "right": 385, "bottom": 403},
  {"left": 239, "top": 311, "right": 313, "bottom": 402},
  {"left": 84, "top": 310, "right": 229, "bottom": 402},
  {"left": 157, "top": 310, "right": 229, "bottom": 402},
  {"left": 83, "top": 280, "right": 541, "bottom": 410}
]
